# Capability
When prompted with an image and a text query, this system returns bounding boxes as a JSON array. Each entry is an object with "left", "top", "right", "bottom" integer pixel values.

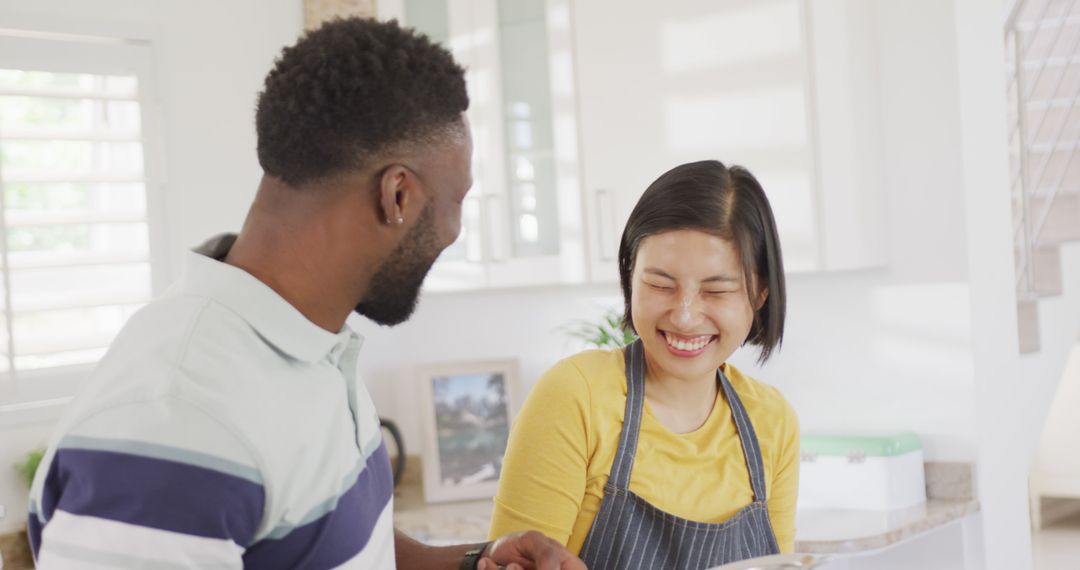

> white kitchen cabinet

[
  {"left": 392, "top": 0, "right": 587, "bottom": 291},
  {"left": 804, "top": 0, "right": 889, "bottom": 272},
  {"left": 572, "top": 0, "right": 888, "bottom": 282},
  {"left": 385, "top": 0, "right": 889, "bottom": 291}
]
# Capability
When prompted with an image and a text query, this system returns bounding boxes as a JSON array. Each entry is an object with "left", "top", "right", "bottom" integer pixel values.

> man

[{"left": 28, "top": 17, "right": 585, "bottom": 570}]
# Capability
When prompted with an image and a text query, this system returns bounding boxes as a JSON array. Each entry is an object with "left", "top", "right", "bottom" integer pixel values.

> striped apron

[{"left": 578, "top": 339, "right": 780, "bottom": 569}]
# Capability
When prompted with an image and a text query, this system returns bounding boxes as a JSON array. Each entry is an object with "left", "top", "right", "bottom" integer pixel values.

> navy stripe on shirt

[
  {"left": 27, "top": 510, "right": 43, "bottom": 560},
  {"left": 242, "top": 442, "right": 394, "bottom": 570},
  {"left": 36, "top": 446, "right": 265, "bottom": 549}
]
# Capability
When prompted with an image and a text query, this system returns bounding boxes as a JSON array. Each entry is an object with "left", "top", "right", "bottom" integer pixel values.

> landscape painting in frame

[{"left": 416, "top": 359, "right": 520, "bottom": 502}]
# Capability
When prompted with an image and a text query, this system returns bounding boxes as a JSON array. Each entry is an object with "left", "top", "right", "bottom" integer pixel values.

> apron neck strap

[
  {"left": 608, "top": 339, "right": 770, "bottom": 502},
  {"left": 608, "top": 339, "right": 646, "bottom": 489},
  {"left": 717, "top": 368, "right": 769, "bottom": 502}
]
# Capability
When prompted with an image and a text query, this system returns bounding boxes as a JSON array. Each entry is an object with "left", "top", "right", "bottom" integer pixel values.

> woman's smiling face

[{"left": 630, "top": 229, "right": 765, "bottom": 382}]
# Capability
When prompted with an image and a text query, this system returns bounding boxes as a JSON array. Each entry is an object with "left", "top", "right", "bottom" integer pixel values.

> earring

[{"left": 396, "top": 217, "right": 404, "bottom": 224}]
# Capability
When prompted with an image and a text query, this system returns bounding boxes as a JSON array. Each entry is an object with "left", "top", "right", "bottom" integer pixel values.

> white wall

[
  {"left": 0, "top": 0, "right": 303, "bottom": 534},
  {"left": 350, "top": 285, "right": 625, "bottom": 456},
  {"left": 1032, "top": 341, "right": 1080, "bottom": 500}
]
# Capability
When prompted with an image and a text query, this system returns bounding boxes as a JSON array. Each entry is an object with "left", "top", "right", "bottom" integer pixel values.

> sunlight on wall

[{"left": 659, "top": 0, "right": 802, "bottom": 73}]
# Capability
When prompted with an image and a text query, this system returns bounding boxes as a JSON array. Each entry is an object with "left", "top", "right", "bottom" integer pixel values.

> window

[{"left": 0, "top": 33, "right": 161, "bottom": 376}]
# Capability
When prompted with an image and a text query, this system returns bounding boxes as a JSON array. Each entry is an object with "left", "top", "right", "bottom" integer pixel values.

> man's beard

[{"left": 354, "top": 205, "right": 442, "bottom": 326}]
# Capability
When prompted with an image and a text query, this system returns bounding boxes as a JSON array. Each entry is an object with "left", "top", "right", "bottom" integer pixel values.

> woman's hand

[{"left": 477, "top": 530, "right": 587, "bottom": 570}]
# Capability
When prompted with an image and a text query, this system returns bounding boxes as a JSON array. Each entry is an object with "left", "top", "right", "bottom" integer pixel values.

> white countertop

[
  {"left": 393, "top": 483, "right": 980, "bottom": 554},
  {"left": 793, "top": 499, "right": 980, "bottom": 554}
]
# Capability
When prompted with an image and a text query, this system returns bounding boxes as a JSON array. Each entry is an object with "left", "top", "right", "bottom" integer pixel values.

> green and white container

[{"left": 797, "top": 432, "right": 926, "bottom": 511}]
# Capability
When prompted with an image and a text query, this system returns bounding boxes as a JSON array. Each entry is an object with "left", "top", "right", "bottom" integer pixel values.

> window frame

[{"left": 0, "top": 30, "right": 169, "bottom": 407}]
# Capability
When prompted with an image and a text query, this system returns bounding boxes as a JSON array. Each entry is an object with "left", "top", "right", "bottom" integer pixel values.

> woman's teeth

[{"left": 664, "top": 333, "right": 712, "bottom": 352}]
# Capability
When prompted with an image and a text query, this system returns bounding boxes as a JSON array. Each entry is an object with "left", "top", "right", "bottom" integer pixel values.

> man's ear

[{"left": 377, "top": 164, "right": 414, "bottom": 227}]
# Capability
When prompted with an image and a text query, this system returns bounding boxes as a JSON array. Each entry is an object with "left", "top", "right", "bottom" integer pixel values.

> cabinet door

[
  {"left": 399, "top": 0, "right": 587, "bottom": 291},
  {"left": 573, "top": 0, "right": 822, "bottom": 282},
  {"left": 484, "top": 0, "right": 587, "bottom": 288},
  {"left": 805, "top": 0, "right": 887, "bottom": 271},
  {"left": 396, "top": 0, "right": 489, "bottom": 291}
]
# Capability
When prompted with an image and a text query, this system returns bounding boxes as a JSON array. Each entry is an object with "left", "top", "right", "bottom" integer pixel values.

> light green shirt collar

[{"left": 175, "top": 233, "right": 360, "bottom": 363}]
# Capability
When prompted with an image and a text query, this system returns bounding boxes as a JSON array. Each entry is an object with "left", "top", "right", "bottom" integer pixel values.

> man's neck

[{"left": 222, "top": 178, "right": 378, "bottom": 332}]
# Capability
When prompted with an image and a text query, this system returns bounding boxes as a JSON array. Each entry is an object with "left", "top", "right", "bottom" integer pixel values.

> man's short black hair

[{"left": 255, "top": 18, "right": 469, "bottom": 186}]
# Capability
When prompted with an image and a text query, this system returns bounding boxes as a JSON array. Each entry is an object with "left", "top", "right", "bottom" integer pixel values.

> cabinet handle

[
  {"left": 463, "top": 196, "right": 482, "bottom": 263},
  {"left": 484, "top": 194, "right": 507, "bottom": 263},
  {"left": 596, "top": 189, "right": 616, "bottom": 262}
]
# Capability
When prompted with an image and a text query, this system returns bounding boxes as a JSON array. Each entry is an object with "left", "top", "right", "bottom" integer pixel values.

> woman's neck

[{"left": 642, "top": 359, "right": 720, "bottom": 434}]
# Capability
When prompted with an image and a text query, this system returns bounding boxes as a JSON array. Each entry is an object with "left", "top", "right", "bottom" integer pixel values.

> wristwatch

[{"left": 459, "top": 541, "right": 492, "bottom": 570}]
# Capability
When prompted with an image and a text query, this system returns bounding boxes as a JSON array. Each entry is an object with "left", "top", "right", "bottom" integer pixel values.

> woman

[{"left": 489, "top": 160, "right": 799, "bottom": 569}]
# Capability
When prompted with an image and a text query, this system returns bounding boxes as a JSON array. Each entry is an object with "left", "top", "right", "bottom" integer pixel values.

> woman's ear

[{"left": 755, "top": 286, "right": 769, "bottom": 311}]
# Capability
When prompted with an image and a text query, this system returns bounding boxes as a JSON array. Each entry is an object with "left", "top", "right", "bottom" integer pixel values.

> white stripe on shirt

[{"left": 38, "top": 510, "right": 244, "bottom": 569}]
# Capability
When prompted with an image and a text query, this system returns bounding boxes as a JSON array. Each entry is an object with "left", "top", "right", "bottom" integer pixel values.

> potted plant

[
  {"left": 563, "top": 308, "right": 637, "bottom": 350},
  {"left": 1, "top": 448, "right": 45, "bottom": 569}
]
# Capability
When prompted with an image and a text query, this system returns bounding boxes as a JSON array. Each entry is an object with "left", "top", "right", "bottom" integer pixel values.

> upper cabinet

[
  {"left": 574, "top": 0, "right": 888, "bottom": 282},
  {"left": 395, "top": 0, "right": 587, "bottom": 291},
  {"left": 803, "top": 0, "right": 888, "bottom": 273},
  {"left": 383, "top": 0, "right": 888, "bottom": 291},
  {"left": 574, "top": 0, "right": 819, "bottom": 279}
]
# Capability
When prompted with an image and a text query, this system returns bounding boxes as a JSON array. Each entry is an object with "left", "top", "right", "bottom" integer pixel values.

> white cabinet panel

[
  {"left": 807, "top": 0, "right": 888, "bottom": 271},
  {"left": 404, "top": 0, "right": 587, "bottom": 292},
  {"left": 573, "top": 0, "right": 819, "bottom": 281},
  {"left": 573, "top": 0, "right": 887, "bottom": 282}
]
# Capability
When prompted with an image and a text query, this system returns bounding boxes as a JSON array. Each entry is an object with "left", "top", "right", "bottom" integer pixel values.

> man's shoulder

[
  {"left": 68, "top": 292, "right": 288, "bottom": 443},
  {"left": 120, "top": 290, "right": 261, "bottom": 349},
  {"left": 101, "top": 291, "right": 281, "bottom": 379}
]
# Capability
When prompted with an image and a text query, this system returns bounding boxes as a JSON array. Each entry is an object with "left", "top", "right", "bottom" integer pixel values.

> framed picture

[{"left": 416, "top": 359, "right": 521, "bottom": 503}]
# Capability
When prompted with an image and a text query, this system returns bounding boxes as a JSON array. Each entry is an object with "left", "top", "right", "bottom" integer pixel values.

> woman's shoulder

[
  {"left": 724, "top": 364, "right": 801, "bottom": 467},
  {"left": 562, "top": 347, "right": 626, "bottom": 375},
  {"left": 515, "top": 348, "right": 628, "bottom": 433},
  {"left": 534, "top": 348, "right": 627, "bottom": 397},
  {"left": 723, "top": 363, "right": 797, "bottom": 421}
]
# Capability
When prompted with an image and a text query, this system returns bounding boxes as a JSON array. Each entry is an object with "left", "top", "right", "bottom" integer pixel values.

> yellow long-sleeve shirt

[{"left": 489, "top": 348, "right": 800, "bottom": 555}]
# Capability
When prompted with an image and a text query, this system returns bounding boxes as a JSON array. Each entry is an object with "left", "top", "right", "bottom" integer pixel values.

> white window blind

[{"left": 0, "top": 33, "right": 160, "bottom": 376}]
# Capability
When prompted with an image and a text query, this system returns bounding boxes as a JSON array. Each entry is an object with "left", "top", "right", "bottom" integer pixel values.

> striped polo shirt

[{"left": 27, "top": 235, "right": 395, "bottom": 569}]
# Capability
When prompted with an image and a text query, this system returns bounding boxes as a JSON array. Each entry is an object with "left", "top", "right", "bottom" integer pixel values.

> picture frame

[{"left": 415, "top": 358, "right": 521, "bottom": 503}]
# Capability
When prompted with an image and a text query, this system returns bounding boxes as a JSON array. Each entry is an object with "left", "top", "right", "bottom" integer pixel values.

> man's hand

[{"left": 477, "top": 530, "right": 587, "bottom": 570}]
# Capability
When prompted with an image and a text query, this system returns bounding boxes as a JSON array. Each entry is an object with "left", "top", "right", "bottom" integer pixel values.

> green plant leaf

[
  {"left": 17, "top": 448, "right": 45, "bottom": 488},
  {"left": 562, "top": 308, "right": 637, "bottom": 349}
]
